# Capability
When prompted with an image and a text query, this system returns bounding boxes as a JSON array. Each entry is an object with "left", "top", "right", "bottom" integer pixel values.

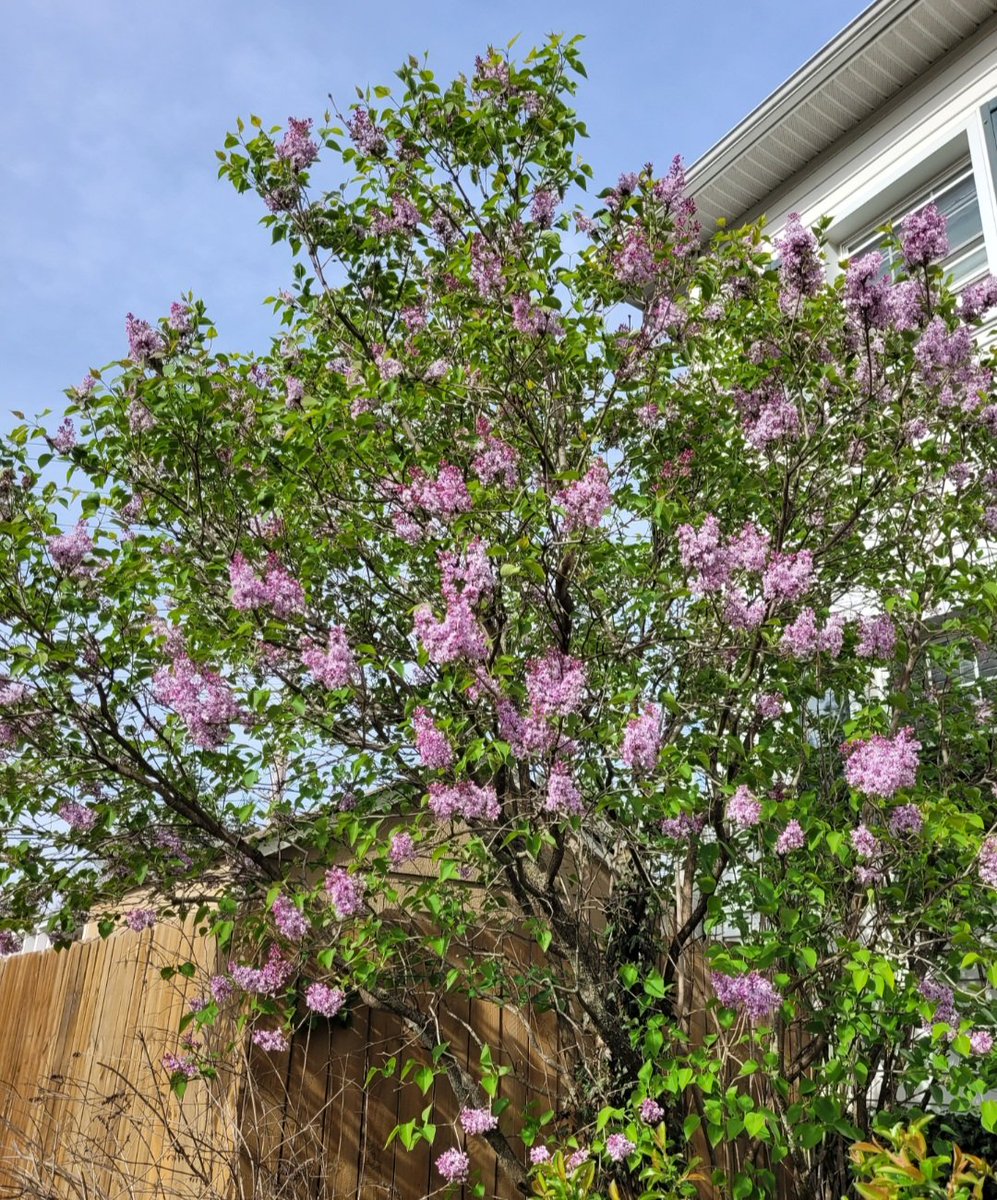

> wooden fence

[
  {"left": 0, "top": 922, "right": 795, "bottom": 1199},
  {"left": 0, "top": 927, "right": 563, "bottom": 1200}
]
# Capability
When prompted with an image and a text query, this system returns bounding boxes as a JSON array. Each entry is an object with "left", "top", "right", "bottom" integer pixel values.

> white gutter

[{"left": 686, "top": 0, "right": 921, "bottom": 190}]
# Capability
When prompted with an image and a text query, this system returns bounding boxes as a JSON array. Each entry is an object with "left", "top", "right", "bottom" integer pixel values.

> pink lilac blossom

[
  {"left": 725, "top": 590, "right": 766, "bottom": 631},
  {"left": 781, "top": 609, "right": 844, "bottom": 660},
  {"left": 914, "top": 317, "right": 972, "bottom": 386},
  {"left": 605, "top": 1134, "right": 635, "bottom": 1163},
  {"left": 612, "top": 228, "right": 657, "bottom": 287},
  {"left": 889, "top": 804, "right": 924, "bottom": 837},
  {"left": 301, "top": 627, "right": 354, "bottom": 689},
  {"left": 59, "top": 801, "right": 97, "bottom": 833},
  {"left": 210, "top": 975, "right": 235, "bottom": 1005},
  {"left": 711, "top": 971, "right": 782, "bottom": 1021},
  {"left": 545, "top": 761, "right": 584, "bottom": 817},
  {"left": 229, "top": 946, "right": 294, "bottom": 996},
  {"left": 978, "top": 835, "right": 997, "bottom": 887},
  {"left": 622, "top": 704, "right": 661, "bottom": 772},
  {"left": 856, "top": 614, "right": 897, "bottom": 659},
  {"left": 660, "top": 812, "right": 705, "bottom": 842},
  {"left": 471, "top": 235, "right": 503, "bottom": 298},
  {"left": 430, "top": 207, "right": 460, "bottom": 246},
  {"left": 399, "top": 464, "right": 473, "bottom": 521},
  {"left": 51, "top": 419, "right": 76, "bottom": 453},
  {"left": 439, "top": 539, "right": 494, "bottom": 606},
  {"left": 556, "top": 460, "right": 611, "bottom": 532},
  {"left": 125, "top": 312, "right": 165, "bottom": 363},
  {"left": 0, "top": 931, "right": 22, "bottom": 956},
  {"left": 125, "top": 909, "right": 156, "bottom": 933},
  {"left": 845, "top": 252, "right": 892, "bottom": 328},
  {"left": 970, "top": 1030, "right": 994, "bottom": 1054},
  {"left": 530, "top": 188, "right": 558, "bottom": 228},
  {"left": 757, "top": 693, "right": 784, "bottom": 721},
  {"left": 744, "top": 394, "right": 801, "bottom": 450},
  {"left": 919, "top": 977, "right": 957, "bottom": 1026},
  {"left": 347, "top": 108, "right": 387, "bottom": 156},
  {"left": 153, "top": 651, "right": 244, "bottom": 750},
  {"left": 436, "top": 1149, "right": 470, "bottom": 1184},
  {"left": 640, "top": 1098, "right": 665, "bottom": 1124},
  {"left": 901, "top": 202, "right": 948, "bottom": 267},
  {"left": 412, "top": 707, "right": 454, "bottom": 769},
  {"left": 272, "top": 895, "right": 310, "bottom": 941},
  {"left": 526, "top": 649, "right": 586, "bottom": 717},
  {"left": 890, "top": 278, "right": 929, "bottom": 331},
  {"left": 729, "top": 523, "right": 771, "bottom": 573},
  {"left": 168, "top": 301, "right": 193, "bottom": 334},
  {"left": 276, "top": 117, "right": 318, "bottom": 171},
  {"left": 129, "top": 398, "right": 156, "bottom": 433},
  {"left": 510, "top": 295, "right": 564, "bottom": 339},
  {"left": 428, "top": 781, "right": 500, "bottom": 823},
  {"left": 0, "top": 683, "right": 27, "bottom": 706},
  {"left": 959, "top": 275, "right": 997, "bottom": 321},
  {"left": 389, "top": 832, "right": 417, "bottom": 867},
  {"left": 162, "top": 1052, "right": 198, "bottom": 1079},
  {"left": 762, "top": 550, "right": 814, "bottom": 605},
  {"left": 774, "top": 214, "right": 823, "bottom": 311},
  {"left": 252, "top": 1028, "right": 290, "bottom": 1053},
  {"left": 48, "top": 521, "right": 94, "bottom": 573},
  {"left": 285, "top": 377, "right": 304, "bottom": 406},
  {"left": 414, "top": 599, "right": 488, "bottom": 664},
  {"left": 727, "top": 786, "right": 762, "bottom": 829},
  {"left": 229, "top": 553, "right": 305, "bottom": 617},
  {"left": 677, "top": 516, "right": 732, "bottom": 593},
  {"left": 775, "top": 820, "right": 805, "bottom": 855},
  {"left": 841, "top": 727, "right": 920, "bottom": 798},
  {"left": 306, "top": 982, "right": 347, "bottom": 1018},
  {"left": 850, "top": 824, "right": 881, "bottom": 859},
  {"left": 460, "top": 1107, "right": 498, "bottom": 1136},
  {"left": 529, "top": 1146, "right": 551, "bottom": 1166},
  {"left": 472, "top": 418, "right": 519, "bottom": 488},
  {"left": 496, "top": 700, "right": 555, "bottom": 758},
  {"left": 566, "top": 1149, "right": 590, "bottom": 1173},
  {"left": 324, "top": 868, "right": 367, "bottom": 918}
]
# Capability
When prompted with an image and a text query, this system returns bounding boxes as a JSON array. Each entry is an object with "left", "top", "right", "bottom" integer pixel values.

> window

[{"left": 843, "top": 162, "right": 987, "bottom": 292}]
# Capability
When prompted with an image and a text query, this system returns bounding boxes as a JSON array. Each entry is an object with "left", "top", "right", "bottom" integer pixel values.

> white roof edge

[{"left": 686, "top": 0, "right": 919, "bottom": 190}]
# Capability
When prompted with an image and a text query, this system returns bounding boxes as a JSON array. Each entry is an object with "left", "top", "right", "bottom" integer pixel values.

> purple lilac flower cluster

[
  {"left": 324, "top": 868, "right": 367, "bottom": 918},
  {"left": 272, "top": 895, "right": 310, "bottom": 941},
  {"left": 435, "top": 1148, "right": 470, "bottom": 1184},
  {"left": 305, "top": 982, "right": 346, "bottom": 1018},
  {"left": 48, "top": 521, "right": 94, "bottom": 575},
  {"left": 545, "top": 761, "right": 584, "bottom": 816},
  {"left": 774, "top": 213, "right": 823, "bottom": 312},
  {"left": 412, "top": 707, "right": 454, "bottom": 769},
  {"left": 622, "top": 704, "right": 661, "bottom": 772},
  {"left": 252, "top": 1028, "right": 290, "bottom": 1053},
  {"left": 230, "top": 553, "right": 305, "bottom": 617},
  {"left": 459, "top": 1106, "right": 498, "bottom": 1135},
  {"left": 841, "top": 727, "right": 920, "bottom": 798},
  {"left": 301, "top": 626, "right": 355, "bottom": 689},
  {"left": 229, "top": 946, "right": 294, "bottom": 996},
  {"left": 472, "top": 418, "right": 519, "bottom": 488},
  {"left": 428, "top": 781, "right": 500, "bottom": 823},
  {"left": 556, "top": 460, "right": 612, "bottom": 532},
  {"left": 711, "top": 971, "right": 782, "bottom": 1021},
  {"left": 727, "top": 786, "right": 762, "bottom": 829},
  {"left": 775, "top": 820, "right": 805, "bottom": 855}
]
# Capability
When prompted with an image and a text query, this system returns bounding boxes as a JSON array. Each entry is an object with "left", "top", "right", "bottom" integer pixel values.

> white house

[
  {"left": 688, "top": 0, "right": 997, "bottom": 292},
  {"left": 687, "top": 0, "right": 997, "bottom": 698}
]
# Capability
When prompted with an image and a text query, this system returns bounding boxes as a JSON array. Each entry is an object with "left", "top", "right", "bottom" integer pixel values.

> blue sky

[{"left": 2, "top": 0, "right": 866, "bottom": 430}]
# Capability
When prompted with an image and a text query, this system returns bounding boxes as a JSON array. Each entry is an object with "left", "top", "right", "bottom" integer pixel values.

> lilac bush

[{"left": 0, "top": 36, "right": 996, "bottom": 1200}]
